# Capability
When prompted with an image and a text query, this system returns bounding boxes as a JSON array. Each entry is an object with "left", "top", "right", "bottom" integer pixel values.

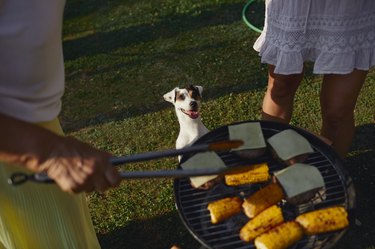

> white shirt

[{"left": 0, "top": 0, "right": 66, "bottom": 122}]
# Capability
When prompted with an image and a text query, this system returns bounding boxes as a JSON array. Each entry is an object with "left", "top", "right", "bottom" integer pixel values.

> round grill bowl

[{"left": 174, "top": 120, "right": 355, "bottom": 249}]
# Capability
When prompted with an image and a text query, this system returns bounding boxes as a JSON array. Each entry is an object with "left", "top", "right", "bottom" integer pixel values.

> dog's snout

[{"left": 190, "top": 101, "right": 198, "bottom": 109}]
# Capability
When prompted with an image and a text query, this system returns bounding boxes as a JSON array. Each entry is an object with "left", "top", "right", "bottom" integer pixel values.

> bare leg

[
  {"left": 320, "top": 69, "right": 368, "bottom": 158},
  {"left": 262, "top": 65, "right": 304, "bottom": 123}
]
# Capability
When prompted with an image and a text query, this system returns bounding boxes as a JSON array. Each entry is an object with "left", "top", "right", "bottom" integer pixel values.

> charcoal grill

[{"left": 174, "top": 120, "right": 355, "bottom": 249}]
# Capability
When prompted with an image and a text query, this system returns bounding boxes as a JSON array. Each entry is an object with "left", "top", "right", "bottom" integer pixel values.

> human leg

[
  {"left": 320, "top": 69, "right": 368, "bottom": 158},
  {"left": 262, "top": 65, "right": 304, "bottom": 123}
]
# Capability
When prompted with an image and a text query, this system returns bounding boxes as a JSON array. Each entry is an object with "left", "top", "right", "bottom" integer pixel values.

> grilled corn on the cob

[
  {"left": 242, "top": 182, "right": 285, "bottom": 218},
  {"left": 295, "top": 206, "right": 349, "bottom": 235},
  {"left": 207, "top": 196, "right": 243, "bottom": 224},
  {"left": 240, "top": 205, "right": 284, "bottom": 242},
  {"left": 225, "top": 163, "right": 270, "bottom": 186},
  {"left": 254, "top": 221, "right": 304, "bottom": 249}
]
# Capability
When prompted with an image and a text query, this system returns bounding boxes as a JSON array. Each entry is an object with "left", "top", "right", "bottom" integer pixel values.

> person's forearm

[
  {"left": 0, "top": 112, "right": 121, "bottom": 193},
  {"left": 0, "top": 113, "right": 60, "bottom": 171}
]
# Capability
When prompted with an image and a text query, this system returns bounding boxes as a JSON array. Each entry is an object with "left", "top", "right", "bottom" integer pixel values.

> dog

[{"left": 163, "top": 85, "right": 209, "bottom": 161}]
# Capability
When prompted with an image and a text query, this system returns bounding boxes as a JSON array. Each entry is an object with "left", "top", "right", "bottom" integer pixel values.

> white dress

[{"left": 253, "top": 0, "right": 375, "bottom": 74}]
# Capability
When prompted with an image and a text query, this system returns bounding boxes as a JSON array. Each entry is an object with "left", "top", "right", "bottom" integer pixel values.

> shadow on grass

[
  {"left": 61, "top": 0, "right": 269, "bottom": 132},
  {"left": 98, "top": 211, "right": 202, "bottom": 249},
  {"left": 63, "top": 2, "right": 245, "bottom": 61},
  {"left": 334, "top": 123, "right": 375, "bottom": 248},
  {"left": 61, "top": 73, "right": 267, "bottom": 133},
  {"left": 65, "top": 40, "right": 241, "bottom": 82},
  {"left": 63, "top": 0, "right": 124, "bottom": 20}
]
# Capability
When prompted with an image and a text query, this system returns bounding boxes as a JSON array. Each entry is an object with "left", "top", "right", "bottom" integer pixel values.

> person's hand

[{"left": 39, "top": 136, "right": 121, "bottom": 193}]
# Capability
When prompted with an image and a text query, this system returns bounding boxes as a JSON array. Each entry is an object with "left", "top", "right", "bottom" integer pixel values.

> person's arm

[{"left": 0, "top": 113, "right": 121, "bottom": 193}]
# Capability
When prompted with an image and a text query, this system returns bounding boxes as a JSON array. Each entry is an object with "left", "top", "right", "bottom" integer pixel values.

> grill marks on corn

[
  {"left": 240, "top": 205, "right": 284, "bottom": 242},
  {"left": 207, "top": 197, "right": 243, "bottom": 224},
  {"left": 295, "top": 206, "right": 349, "bottom": 235}
]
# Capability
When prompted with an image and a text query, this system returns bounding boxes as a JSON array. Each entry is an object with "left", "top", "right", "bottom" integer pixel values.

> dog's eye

[{"left": 177, "top": 94, "right": 185, "bottom": 101}]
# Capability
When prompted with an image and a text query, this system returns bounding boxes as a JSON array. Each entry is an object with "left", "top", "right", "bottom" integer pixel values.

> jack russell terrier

[{"left": 163, "top": 85, "right": 209, "bottom": 161}]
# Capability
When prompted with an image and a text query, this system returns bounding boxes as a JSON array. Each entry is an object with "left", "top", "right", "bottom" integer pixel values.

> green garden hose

[{"left": 242, "top": 0, "right": 263, "bottom": 33}]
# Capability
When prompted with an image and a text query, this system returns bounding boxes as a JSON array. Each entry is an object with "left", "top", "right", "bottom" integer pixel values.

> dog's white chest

[{"left": 176, "top": 124, "right": 208, "bottom": 149}]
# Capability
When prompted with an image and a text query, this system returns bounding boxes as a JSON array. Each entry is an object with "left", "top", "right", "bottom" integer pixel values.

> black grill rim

[{"left": 173, "top": 120, "right": 356, "bottom": 249}]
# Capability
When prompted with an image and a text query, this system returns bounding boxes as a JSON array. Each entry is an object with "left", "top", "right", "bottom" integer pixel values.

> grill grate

[{"left": 174, "top": 121, "right": 355, "bottom": 249}]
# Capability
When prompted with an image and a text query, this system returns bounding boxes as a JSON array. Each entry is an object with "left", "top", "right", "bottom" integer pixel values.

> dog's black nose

[{"left": 190, "top": 101, "right": 198, "bottom": 109}]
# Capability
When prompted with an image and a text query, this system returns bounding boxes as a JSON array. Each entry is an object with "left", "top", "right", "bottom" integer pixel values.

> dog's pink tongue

[{"left": 187, "top": 110, "right": 199, "bottom": 119}]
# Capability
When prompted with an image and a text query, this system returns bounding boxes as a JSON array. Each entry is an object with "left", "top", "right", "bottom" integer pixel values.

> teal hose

[{"left": 242, "top": 0, "right": 263, "bottom": 33}]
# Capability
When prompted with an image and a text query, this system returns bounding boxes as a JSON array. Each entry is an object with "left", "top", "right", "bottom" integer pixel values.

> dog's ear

[
  {"left": 163, "top": 87, "right": 178, "bottom": 103},
  {"left": 195, "top": 85, "right": 203, "bottom": 96},
  {"left": 187, "top": 84, "right": 204, "bottom": 96}
]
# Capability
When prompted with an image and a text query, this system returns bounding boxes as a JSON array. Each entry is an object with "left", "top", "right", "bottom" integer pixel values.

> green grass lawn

[{"left": 62, "top": 1, "right": 375, "bottom": 248}]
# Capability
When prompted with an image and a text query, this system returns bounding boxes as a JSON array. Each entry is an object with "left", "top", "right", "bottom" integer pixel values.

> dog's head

[{"left": 163, "top": 85, "right": 203, "bottom": 120}]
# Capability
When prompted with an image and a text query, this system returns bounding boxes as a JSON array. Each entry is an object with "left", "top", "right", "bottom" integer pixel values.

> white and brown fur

[{"left": 163, "top": 85, "right": 209, "bottom": 161}]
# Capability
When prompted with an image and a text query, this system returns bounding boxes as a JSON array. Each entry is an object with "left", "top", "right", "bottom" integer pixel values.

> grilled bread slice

[
  {"left": 295, "top": 206, "right": 349, "bottom": 235},
  {"left": 240, "top": 205, "right": 284, "bottom": 242},
  {"left": 225, "top": 163, "right": 270, "bottom": 186},
  {"left": 242, "top": 182, "right": 285, "bottom": 218},
  {"left": 254, "top": 221, "right": 304, "bottom": 249},
  {"left": 207, "top": 196, "right": 243, "bottom": 224}
]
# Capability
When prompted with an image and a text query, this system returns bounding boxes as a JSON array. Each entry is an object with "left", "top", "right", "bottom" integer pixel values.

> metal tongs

[{"left": 8, "top": 140, "right": 247, "bottom": 185}]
